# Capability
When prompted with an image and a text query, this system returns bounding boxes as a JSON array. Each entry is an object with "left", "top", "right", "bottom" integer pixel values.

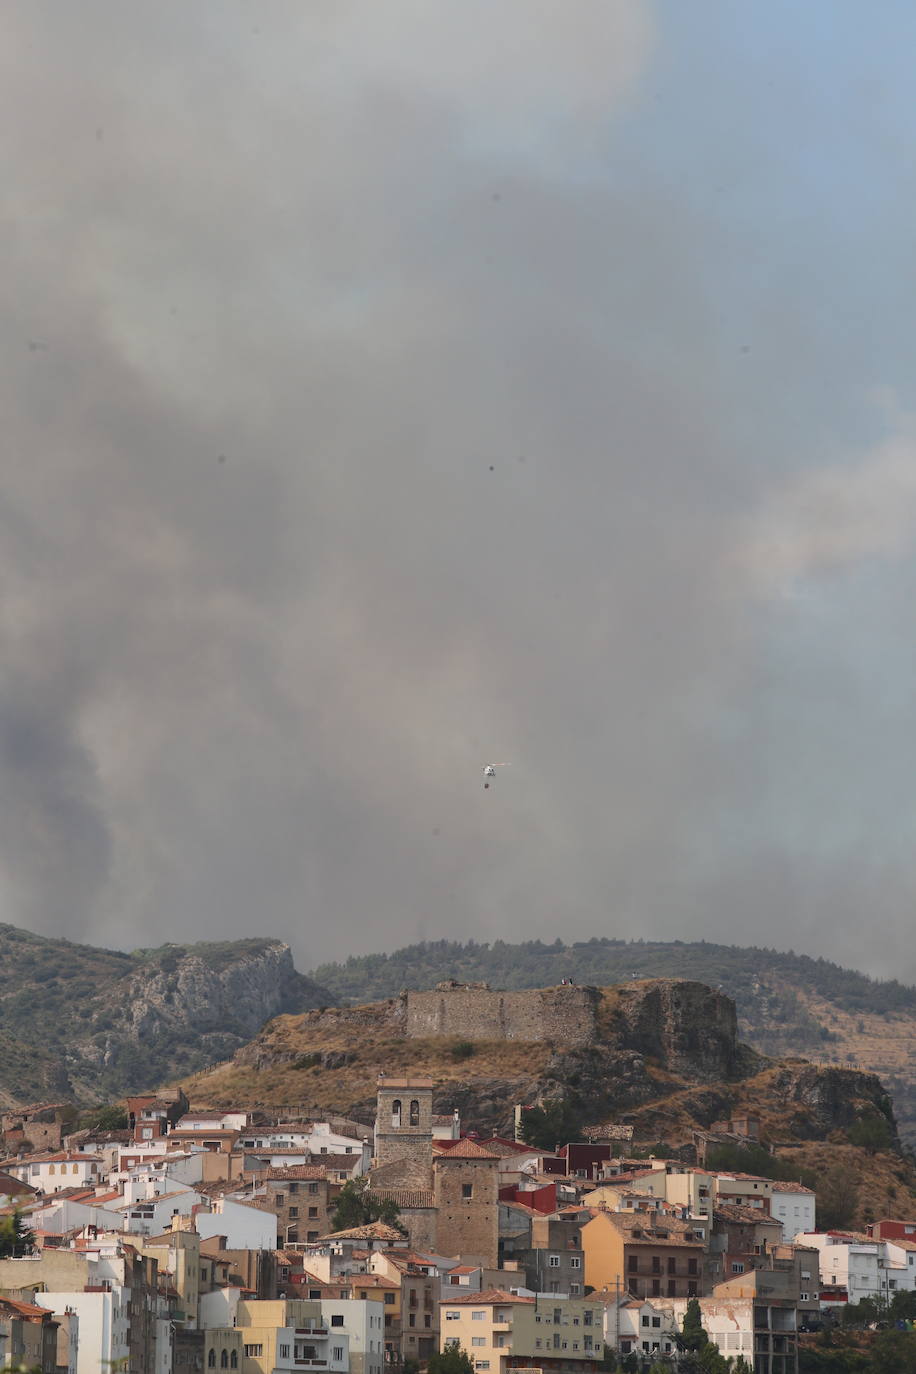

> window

[
  {"left": 652, "top": 1281, "right": 660, "bottom": 1297},
  {"left": 476, "top": 1364, "right": 490, "bottom": 1371},
  {"left": 462, "top": 1183, "right": 473, "bottom": 1200},
  {"left": 244, "top": 1348, "right": 263, "bottom": 1359},
  {"left": 279, "top": 1348, "right": 290, "bottom": 1360},
  {"left": 628, "top": 1256, "right": 638, "bottom": 1273},
  {"left": 220, "top": 1353, "right": 228, "bottom": 1368},
  {"left": 208, "top": 1353, "right": 216, "bottom": 1368},
  {"left": 333, "top": 1350, "right": 344, "bottom": 1363},
  {"left": 392, "top": 1100, "right": 402, "bottom": 1128},
  {"left": 472, "top": 1338, "right": 486, "bottom": 1347},
  {"left": 385, "top": 1294, "right": 395, "bottom": 1306},
  {"left": 446, "top": 1313, "right": 460, "bottom": 1322},
  {"left": 652, "top": 1319, "right": 661, "bottom": 1329},
  {"left": 287, "top": 1230, "right": 299, "bottom": 1243},
  {"left": 408, "top": 1315, "right": 415, "bottom": 1328},
  {"left": 652, "top": 1257, "right": 661, "bottom": 1274},
  {"left": 331, "top": 1316, "right": 344, "bottom": 1328},
  {"left": 570, "top": 1257, "right": 581, "bottom": 1269},
  {"left": 731, "top": 1263, "right": 744, "bottom": 1274},
  {"left": 553, "top": 1310, "right": 562, "bottom": 1325},
  {"left": 687, "top": 1258, "right": 697, "bottom": 1276},
  {"left": 667, "top": 1258, "right": 675, "bottom": 1274},
  {"left": 425, "top": 1316, "right": 431, "bottom": 1329},
  {"left": 309, "top": 1182, "right": 319, "bottom": 1195},
  {"left": 307, "top": 1232, "right": 318, "bottom": 1242},
  {"left": 230, "top": 1355, "right": 237, "bottom": 1369},
  {"left": 289, "top": 1207, "right": 299, "bottom": 1219},
  {"left": 409, "top": 1100, "right": 420, "bottom": 1127},
  {"left": 472, "top": 1312, "right": 485, "bottom": 1321},
  {"left": 309, "top": 1207, "right": 318, "bottom": 1219},
  {"left": 641, "top": 1317, "right": 650, "bottom": 1329},
  {"left": 548, "top": 1255, "right": 560, "bottom": 1268},
  {"left": 570, "top": 1284, "right": 580, "bottom": 1296},
  {"left": 289, "top": 1182, "right": 299, "bottom": 1194}
]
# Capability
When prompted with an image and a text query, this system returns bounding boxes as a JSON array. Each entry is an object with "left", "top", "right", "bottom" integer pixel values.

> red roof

[
  {"left": 0, "top": 1297, "right": 54, "bottom": 1319},
  {"left": 434, "top": 1139, "right": 498, "bottom": 1160}
]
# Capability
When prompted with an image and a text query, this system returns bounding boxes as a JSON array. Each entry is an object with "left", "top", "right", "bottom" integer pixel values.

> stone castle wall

[{"left": 405, "top": 985, "right": 599, "bottom": 1046}]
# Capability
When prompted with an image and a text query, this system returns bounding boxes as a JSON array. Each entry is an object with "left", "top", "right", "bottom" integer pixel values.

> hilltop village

[{"left": 0, "top": 982, "right": 911, "bottom": 1374}]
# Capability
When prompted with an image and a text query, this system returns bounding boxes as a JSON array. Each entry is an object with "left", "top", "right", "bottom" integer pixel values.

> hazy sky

[{"left": 4, "top": 1, "right": 916, "bottom": 978}]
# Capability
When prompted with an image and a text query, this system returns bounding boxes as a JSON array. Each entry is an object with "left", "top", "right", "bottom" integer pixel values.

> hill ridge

[{"left": 308, "top": 937, "right": 916, "bottom": 1145}]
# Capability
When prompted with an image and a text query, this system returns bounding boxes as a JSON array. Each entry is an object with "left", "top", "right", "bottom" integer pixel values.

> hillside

[
  {"left": 180, "top": 979, "right": 898, "bottom": 1160},
  {"left": 309, "top": 938, "right": 916, "bottom": 1145},
  {"left": 0, "top": 925, "right": 334, "bottom": 1106}
]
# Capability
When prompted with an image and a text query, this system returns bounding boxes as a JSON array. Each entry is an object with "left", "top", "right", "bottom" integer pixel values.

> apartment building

[
  {"left": 769, "top": 1182, "right": 815, "bottom": 1242},
  {"left": 499, "top": 1212, "right": 586, "bottom": 1296},
  {"left": 233, "top": 1298, "right": 349, "bottom": 1374},
  {"left": 441, "top": 1290, "right": 602, "bottom": 1374},
  {"left": 581, "top": 1210, "right": 704, "bottom": 1300}
]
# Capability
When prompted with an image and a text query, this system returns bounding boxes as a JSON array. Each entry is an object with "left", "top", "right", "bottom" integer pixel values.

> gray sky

[{"left": 4, "top": 1, "right": 916, "bottom": 978}]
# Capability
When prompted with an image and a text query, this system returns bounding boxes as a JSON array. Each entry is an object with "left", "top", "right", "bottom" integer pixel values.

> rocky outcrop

[
  {"left": 117, "top": 943, "right": 325, "bottom": 1039},
  {"left": 610, "top": 980, "right": 742, "bottom": 1081},
  {"left": 769, "top": 1063, "right": 898, "bottom": 1141},
  {"left": 0, "top": 925, "right": 335, "bottom": 1106}
]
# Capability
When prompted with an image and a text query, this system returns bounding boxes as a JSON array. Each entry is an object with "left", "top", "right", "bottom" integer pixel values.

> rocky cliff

[
  {"left": 605, "top": 980, "right": 742, "bottom": 1081},
  {"left": 0, "top": 925, "right": 335, "bottom": 1106}
]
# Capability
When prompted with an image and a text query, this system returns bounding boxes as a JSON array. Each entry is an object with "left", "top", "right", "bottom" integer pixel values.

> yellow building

[
  {"left": 581, "top": 1210, "right": 704, "bottom": 1300},
  {"left": 440, "top": 1289, "right": 602, "bottom": 1374},
  {"left": 235, "top": 1299, "right": 349, "bottom": 1374},
  {"left": 582, "top": 1169, "right": 667, "bottom": 1210},
  {"left": 205, "top": 1327, "right": 243, "bottom": 1374},
  {"left": 584, "top": 1167, "right": 716, "bottom": 1224},
  {"left": 140, "top": 1227, "right": 202, "bottom": 1326},
  {"left": 660, "top": 1168, "right": 716, "bottom": 1222}
]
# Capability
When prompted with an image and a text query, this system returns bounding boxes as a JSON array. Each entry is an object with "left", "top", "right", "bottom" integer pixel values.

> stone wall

[{"left": 405, "top": 985, "right": 599, "bottom": 1046}]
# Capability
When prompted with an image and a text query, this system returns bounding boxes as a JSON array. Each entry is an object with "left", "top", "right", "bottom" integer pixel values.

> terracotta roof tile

[
  {"left": 318, "top": 1221, "right": 406, "bottom": 1242},
  {"left": 368, "top": 1189, "right": 434, "bottom": 1209},
  {"left": 442, "top": 1289, "right": 535, "bottom": 1305},
  {"left": 434, "top": 1139, "right": 498, "bottom": 1160}
]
